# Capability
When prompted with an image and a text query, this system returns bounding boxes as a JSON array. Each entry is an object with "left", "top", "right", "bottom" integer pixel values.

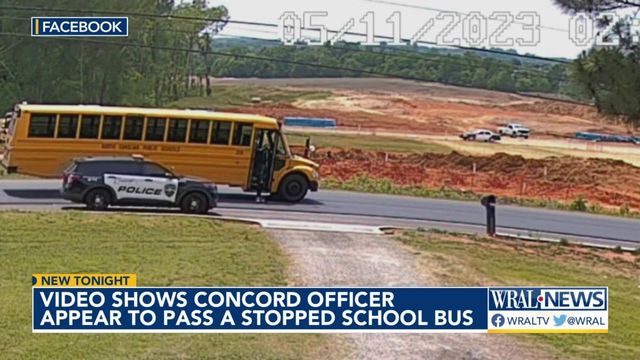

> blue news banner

[
  {"left": 32, "top": 287, "right": 608, "bottom": 333},
  {"left": 33, "top": 288, "right": 486, "bottom": 332}
]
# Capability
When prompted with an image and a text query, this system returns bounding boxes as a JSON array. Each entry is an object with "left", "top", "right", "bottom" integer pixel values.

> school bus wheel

[
  {"left": 85, "top": 189, "right": 111, "bottom": 211},
  {"left": 277, "top": 173, "right": 309, "bottom": 202}
]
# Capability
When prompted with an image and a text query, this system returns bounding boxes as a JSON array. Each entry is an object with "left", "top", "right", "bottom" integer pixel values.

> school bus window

[
  {"left": 211, "top": 121, "right": 231, "bottom": 145},
  {"left": 232, "top": 122, "right": 252, "bottom": 146},
  {"left": 189, "top": 120, "right": 209, "bottom": 144},
  {"left": 167, "top": 118, "right": 187, "bottom": 142},
  {"left": 79, "top": 115, "right": 100, "bottom": 139},
  {"left": 28, "top": 113, "right": 56, "bottom": 137},
  {"left": 123, "top": 116, "right": 144, "bottom": 140},
  {"left": 57, "top": 114, "right": 79, "bottom": 138},
  {"left": 146, "top": 117, "right": 166, "bottom": 141},
  {"left": 101, "top": 115, "right": 122, "bottom": 140}
]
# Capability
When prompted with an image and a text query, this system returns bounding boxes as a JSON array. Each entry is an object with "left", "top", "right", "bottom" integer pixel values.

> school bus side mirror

[{"left": 304, "top": 137, "right": 315, "bottom": 157}]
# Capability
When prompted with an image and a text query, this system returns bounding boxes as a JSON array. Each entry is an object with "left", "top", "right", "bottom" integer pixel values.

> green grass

[
  {"left": 168, "top": 85, "right": 330, "bottom": 109},
  {"left": 398, "top": 230, "right": 640, "bottom": 360},
  {"left": 323, "top": 176, "right": 478, "bottom": 201},
  {"left": 286, "top": 132, "right": 452, "bottom": 154},
  {"left": 0, "top": 212, "right": 328, "bottom": 359},
  {"left": 323, "top": 175, "right": 640, "bottom": 219}
]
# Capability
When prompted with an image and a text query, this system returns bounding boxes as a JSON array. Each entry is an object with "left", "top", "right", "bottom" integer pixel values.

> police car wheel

[
  {"left": 85, "top": 189, "right": 111, "bottom": 211},
  {"left": 278, "top": 173, "right": 308, "bottom": 202},
  {"left": 181, "top": 192, "right": 208, "bottom": 214}
]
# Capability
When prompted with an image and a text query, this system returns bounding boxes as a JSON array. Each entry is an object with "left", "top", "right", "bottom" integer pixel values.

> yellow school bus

[{"left": 1, "top": 103, "right": 319, "bottom": 201}]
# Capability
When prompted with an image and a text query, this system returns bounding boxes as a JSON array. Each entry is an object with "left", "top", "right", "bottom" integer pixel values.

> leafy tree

[
  {"left": 555, "top": 0, "right": 640, "bottom": 126},
  {"left": 0, "top": 1, "right": 573, "bottom": 111},
  {"left": 0, "top": 0, "right": 228, "bottom": 109}
]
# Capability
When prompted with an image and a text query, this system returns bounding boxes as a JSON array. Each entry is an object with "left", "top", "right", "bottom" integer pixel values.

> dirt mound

[
  {"left": 309, "top": 149, "right": 640, "bottom": 210},
  {"left": 505, "top": 100, "right": 599, "bottom": 119}
]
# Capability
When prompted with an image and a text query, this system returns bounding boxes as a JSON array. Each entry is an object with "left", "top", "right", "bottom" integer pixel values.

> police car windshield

[{"left": 142, "top": 162, "right": 174, "bottom": 177}]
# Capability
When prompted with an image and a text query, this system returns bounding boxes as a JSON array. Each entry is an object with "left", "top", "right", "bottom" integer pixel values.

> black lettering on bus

[{"left": 119, "top": 144, "right": 140, "bottom": 150}]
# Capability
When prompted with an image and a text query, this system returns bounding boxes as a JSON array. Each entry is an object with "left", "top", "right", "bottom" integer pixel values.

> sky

[{"left": 212, "top": 0, "right": 612, "bottom": 59}]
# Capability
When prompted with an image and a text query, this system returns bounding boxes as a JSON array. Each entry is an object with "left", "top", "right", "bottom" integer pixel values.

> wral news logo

[
  {"left": 31, "top": 17, "right": 128, "bottom": 37},
  {"left": 487, "top": 287, "right": 608, "bottom": 333},
  {"left": 489, "top": 287, "right": 607, "bottom": 311}
]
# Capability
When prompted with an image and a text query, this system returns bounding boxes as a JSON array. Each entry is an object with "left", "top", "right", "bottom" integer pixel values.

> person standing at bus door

[{"left": 255, "top": 146, "right": 270, "bottom": 203}]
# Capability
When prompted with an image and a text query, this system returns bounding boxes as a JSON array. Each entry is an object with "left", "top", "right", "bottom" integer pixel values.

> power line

[
  {"left": 363, "top": 0, "right": 569, "bottom": 33},
  {"left": 181, "top": 29, "right": 569, "bottom": 81},
  {"left": 0, "top": 4, "right": 260, "bottom": 28},
  {"left": 0, "top": 4, "right": 572, "bottom": 64},
  {"left": 211, "top": 29, "right": 568, "bottom": 81},
  {"left": 0, "top": 12, "right": 567, "bottom": 81},
  {"left": 0, "top": 31, "right": 582, "bottom": 105}
]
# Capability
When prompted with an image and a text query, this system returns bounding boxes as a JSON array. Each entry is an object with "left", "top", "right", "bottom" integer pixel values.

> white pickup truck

[
  {"left": 460, "top": 129, "right": 501, "bottom": 142},
  {"left": 498, "top": 123, "right": 530, "bottom": 138}
]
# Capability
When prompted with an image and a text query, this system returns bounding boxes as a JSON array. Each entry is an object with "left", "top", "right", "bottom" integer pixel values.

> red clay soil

[
  {"left": 225, "top": 104, "right": 431, "bottom": 132},
  {"left": 307, "top": 149, "right": 640, "bottom": 210},
  {"left": 218, "top": 78, "right": 634, "bottom": 136},
  {"left": 226, "top": 99, "right": 630, "bottom": 137}
]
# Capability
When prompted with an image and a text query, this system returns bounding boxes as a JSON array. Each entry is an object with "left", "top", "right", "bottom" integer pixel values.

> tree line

[
  {"left": 0, "top": 0, "right": 228, "bottom": 111},
  {"left": 555, "top": 0, "right": 640, "bottom": 128},
  {"left": 205, "top": 42, "right": 572, "bottom": 97},
  {"left": 2, "top": 0, "right": 639, "bottom": 128}
]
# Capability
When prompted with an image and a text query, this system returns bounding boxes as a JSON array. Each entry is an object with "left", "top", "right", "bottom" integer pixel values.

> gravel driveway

[{"left": 270, "top": 230, "right": 555, "bottom": 360}]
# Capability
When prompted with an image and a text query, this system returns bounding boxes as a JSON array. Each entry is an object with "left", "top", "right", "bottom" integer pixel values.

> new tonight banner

[{"left": 32, "top": 286, "right": 607, "bottom": 333}]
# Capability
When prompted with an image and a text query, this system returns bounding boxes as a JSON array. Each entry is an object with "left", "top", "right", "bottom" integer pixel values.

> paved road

[{"left": 1, "top": 179, "right": 639, "bottom": 248}]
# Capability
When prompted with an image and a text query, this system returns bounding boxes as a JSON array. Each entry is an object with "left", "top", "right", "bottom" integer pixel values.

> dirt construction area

[
  {"left": 312, "top": 149, "right": 640, "bottom": 210},
  {"left": 218, "top": 78, "right": 632, "bottom": 137},
  {"left": 216, "top": 78, "right": 640, "bottom": 211}
]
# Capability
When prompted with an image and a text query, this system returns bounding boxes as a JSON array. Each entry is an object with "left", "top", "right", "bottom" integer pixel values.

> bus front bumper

[{"left": 309, "top": 181, "right": 318, "bottom": 192}]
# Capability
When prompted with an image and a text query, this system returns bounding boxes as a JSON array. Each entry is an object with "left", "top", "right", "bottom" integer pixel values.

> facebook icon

[{"left": 491, "top": 314, "right": 505, "bottom": 328}]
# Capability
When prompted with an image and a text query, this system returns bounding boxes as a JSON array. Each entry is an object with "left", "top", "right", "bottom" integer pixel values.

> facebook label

[
  {"left": 488, "top": 287, "right": 608, "bottom": 333},
  {"left": 31, "top": 17, "right": 128, "bottom": 37}
]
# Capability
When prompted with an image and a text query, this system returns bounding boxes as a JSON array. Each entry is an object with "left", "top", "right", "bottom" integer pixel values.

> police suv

[{"left": 61, "top": 156, "right": 218, "bottom": 214}]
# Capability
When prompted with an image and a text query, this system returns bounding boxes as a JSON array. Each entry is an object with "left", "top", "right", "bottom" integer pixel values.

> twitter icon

[{"left": 553, "top": 314, "right": 567, "bottom": 326}]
